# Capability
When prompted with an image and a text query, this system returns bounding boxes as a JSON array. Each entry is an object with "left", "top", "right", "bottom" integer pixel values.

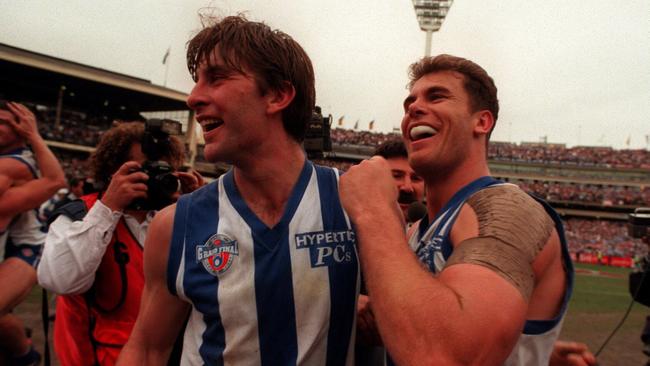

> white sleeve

[{"left": 37, "top": 200, "right": 122, "bottom": 294}]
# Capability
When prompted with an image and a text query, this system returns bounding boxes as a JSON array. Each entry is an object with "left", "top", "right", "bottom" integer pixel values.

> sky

[{"left": 1, "top": 0, "right": 649, "bottom": 149}]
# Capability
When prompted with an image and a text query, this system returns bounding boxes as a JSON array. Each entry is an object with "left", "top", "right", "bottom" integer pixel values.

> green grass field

[
  {"left": 561, "top": 263, "right": 648, "bottom": 365},
  {"left": 13, "top": 262, "right": 650, "bottom": 365}
]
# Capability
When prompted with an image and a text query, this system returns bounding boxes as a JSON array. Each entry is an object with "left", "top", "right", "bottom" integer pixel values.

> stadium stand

[{"left": 2, "top": 43, "right": 648, "bottom": 267}]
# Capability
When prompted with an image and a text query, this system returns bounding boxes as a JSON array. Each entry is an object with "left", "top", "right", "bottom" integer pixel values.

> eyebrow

[
  {"left": 403, "top": 86, "right": 451, "bottom": 110},
  {"left": 203, "top": 64, "right": 234, "bottom": 75}
]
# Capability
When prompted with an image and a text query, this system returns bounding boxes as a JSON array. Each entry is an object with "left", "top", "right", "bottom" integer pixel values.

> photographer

[{"left": 37, "top": 121, "right": 200, "bottom": 366}]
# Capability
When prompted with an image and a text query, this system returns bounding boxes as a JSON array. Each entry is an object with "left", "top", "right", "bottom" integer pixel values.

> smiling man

[
  {"left": 340, "top": 55, "right": 574, "bottom": 365},
  {"left": 118, "top": 16, "right": 359, "bottom": 366}
]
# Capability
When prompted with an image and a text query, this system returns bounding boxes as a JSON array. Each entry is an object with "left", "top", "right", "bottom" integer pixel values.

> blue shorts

[{"left": 4, "top": 242, "right": 43, "bottom": 268}]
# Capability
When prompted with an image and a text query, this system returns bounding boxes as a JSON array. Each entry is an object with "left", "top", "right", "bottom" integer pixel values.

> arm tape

[{"left": 446, "top": 185, "right": 554, "bottom": 300}]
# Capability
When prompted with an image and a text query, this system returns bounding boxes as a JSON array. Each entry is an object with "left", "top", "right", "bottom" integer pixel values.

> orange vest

[{"left": 54, "top": 193, "right": 144, "bottom": 366}]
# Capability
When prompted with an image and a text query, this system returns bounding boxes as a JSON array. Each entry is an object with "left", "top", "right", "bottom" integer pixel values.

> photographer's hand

[
  {"left": 101, "top": 161, "right": 149, "bottom": 212},
  {"left": 175, "top": 169, "right": 205, "bottom": 194}
]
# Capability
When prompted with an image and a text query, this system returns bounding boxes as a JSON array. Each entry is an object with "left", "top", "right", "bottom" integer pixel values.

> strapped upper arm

[{"left": 446, "top": 185, "right": 554, "bottom": 300}]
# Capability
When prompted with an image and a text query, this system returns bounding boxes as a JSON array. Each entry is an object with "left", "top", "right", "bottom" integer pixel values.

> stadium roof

[{"left": 0, "top": 43, "right": 189, "bottom": 116}]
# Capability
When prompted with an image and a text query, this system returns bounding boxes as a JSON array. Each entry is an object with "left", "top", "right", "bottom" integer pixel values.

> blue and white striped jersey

[
  {"left": 0, "top": 148, "right": 44, "bottom": 257},
  {"left": 167, "top": 161, "right": 359, "bottom": 366},
  {"left": 408, "top": 176, "right": 574, "bottom": 366}
]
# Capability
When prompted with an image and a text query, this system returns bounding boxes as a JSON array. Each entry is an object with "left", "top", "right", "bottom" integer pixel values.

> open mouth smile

[
  {"left": 409, "top": 125, "right": 438, "bottom": 141},
  {"left": 200, "top": 119, "right": 224, "bottom": 132}
]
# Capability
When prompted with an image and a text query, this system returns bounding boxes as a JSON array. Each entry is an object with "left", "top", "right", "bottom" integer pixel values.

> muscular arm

[
  {"left": 340, "top": 157, "right": 527, "bottom": 365},
  {"left": 117, "top": 204, "right": 190, "bottom": 365},
  {"left": 0, "top": 171, "right": 64, "bottom": 217}
]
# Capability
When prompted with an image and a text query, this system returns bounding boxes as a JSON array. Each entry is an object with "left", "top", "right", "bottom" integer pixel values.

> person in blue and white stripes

[{"left": 119, "top": 15, "right": 359, "bottom": 366}]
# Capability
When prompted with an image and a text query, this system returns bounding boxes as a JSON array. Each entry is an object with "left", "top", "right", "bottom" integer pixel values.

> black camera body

[
  {"left": 628, "top": 207, "right": 650, "bottom": 239},
  {"left": 628, "top": 207, "right": 650, "bottom": 306},
  {"left": 127, "top": 119, "right": 182, "bottom": 211},
  {"left": 304, "top": 106, "right": 332, "bottom": 159}
]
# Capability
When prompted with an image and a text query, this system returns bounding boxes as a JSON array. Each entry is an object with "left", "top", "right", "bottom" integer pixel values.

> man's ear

[
  {"left": 267, "top": 81, "right": 296, "bottom": 115},
  {"left": 473, "top": 110, "right": 495, "bottom": 137}
]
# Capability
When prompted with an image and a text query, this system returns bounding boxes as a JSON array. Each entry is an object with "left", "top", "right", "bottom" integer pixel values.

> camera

[
  {"left": 303, "top": 106, "right": 332, "bottom": 159},
  {"left": 128, "top": 118, "right": 182, "bottom": 211},
  {"left": 628, "top": 207, "right": 650, "bottom": 239},
  {"left": 628, "top": 207, "right": 650, "bottom": 306}
]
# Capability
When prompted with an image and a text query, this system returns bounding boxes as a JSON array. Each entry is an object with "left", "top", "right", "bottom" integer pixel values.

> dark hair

[
  {"left": 187, "top": 15, "right": 315, "bottom": 142},
  {"left": 89, "top": 122, "right": 184, "bottom": 187},
  {"left": 68, "top": 177, "right": 81, "bottom": 187},
  {"left": 408, "top": 54, "right": 499, "bottom": 139},
  {"left": 374, "top": 140, "right": 408, "bottom": 159}
]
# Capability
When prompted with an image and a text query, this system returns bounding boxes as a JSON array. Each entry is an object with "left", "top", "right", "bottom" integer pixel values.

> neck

[
  {"left": 233, "top": 139, "right": 306, "bottom": 227},
  {"left": 425, "top": 155, "right": 490, "bottom": 221}
]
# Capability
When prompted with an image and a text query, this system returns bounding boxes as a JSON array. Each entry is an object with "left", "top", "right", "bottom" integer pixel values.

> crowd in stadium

[
  {"left": 330, "top": 128, "right": 650, "bottom": 169},
  {"left": 45, "top": 149, "right": 650, "bottom": 261},
  {"left": 564, "top": 218, "right": 647, "bottom": 258},
  {"left": 511, "top": 179, "right": 650, "bottom": 206},
  {"left": 28, "top": 109, "right": 650, "bottom": 173},
  {"left": 31, "top": 103, "right": 115, "bottom": 147}
]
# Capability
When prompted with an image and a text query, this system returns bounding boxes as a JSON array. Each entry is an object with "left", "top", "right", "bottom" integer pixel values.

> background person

[
  {"left": 0, "top": 101, "right": 65, "bottom": 365},
  {"left": 37, "top": 121, "right": 196, "bottom": 366}
]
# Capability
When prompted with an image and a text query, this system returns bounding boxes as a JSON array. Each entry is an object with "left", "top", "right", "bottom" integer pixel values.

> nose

[
  {"left": 401, "top": 98, "right": 426, "bottom": 136},
  {"left": 406, "top": 97, "right": 426, "bottom": 119},
  {"left": 187, "top": 82, "right": 208, "bottom": 111},
  {"left": 400, "top": 177, "right": 415, "bottom": 194}
]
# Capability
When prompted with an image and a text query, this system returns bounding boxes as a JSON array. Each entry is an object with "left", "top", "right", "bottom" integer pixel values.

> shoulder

[
  {"left": 467, "top": 183, "right": 549, "bottom": 220},
  {"left": 0, "top": 156, "right": 32, "bottom": 181},
  {"left": 460, "top": 183, "right": 555, "bottom": 258},
  {"left": 152, "top": 203, "right": 177, "bottom": 231}
]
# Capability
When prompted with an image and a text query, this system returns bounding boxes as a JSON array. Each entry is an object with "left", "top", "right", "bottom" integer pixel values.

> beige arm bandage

[{"left": 445, "top": 185, "right": 554, "bottom": 300}]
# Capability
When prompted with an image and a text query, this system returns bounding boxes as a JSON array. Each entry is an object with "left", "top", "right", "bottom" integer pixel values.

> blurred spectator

[
  {"left": 0, "top": 101, "right": 66, "bottom": 365},
  {"left": 39, "top": 177, "right": 86, "bottom": 227}
]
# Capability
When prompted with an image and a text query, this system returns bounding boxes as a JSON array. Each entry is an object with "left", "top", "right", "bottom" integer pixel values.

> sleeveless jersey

[
  {"left": 408, "top": 176, "right": 574, "bottom": 366},
  {"left": 0, "top": 148, "right": 44, "bottom": 258},
  {"left": 168, "top": 162, "right": 359, "bottom": 366}
]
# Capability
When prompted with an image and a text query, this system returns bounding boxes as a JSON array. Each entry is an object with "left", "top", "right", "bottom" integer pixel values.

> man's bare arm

[
  {"left": 340, "top": 157, "right": 527, "bottom": 365},
  {"left": 0, "top": 175, "right": 65, "bottom": 217},
  {"left": 117, "top": 204, "right": 190, "bottom": 365},
  {"left": 0, "top": 102, "right": 65, "bottom": 217}
]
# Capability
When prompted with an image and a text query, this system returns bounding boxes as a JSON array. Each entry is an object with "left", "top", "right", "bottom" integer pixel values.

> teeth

[
  {"left": 410, "top": 125, "right": 438, "bottom": 140},
  {"left": 200, "top": 119, "right": 223, "bottom": 132}
]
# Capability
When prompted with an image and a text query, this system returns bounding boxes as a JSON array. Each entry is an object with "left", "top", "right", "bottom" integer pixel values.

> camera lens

[{"left": 156, "top": 173, "right": 180, "bottom": 196}]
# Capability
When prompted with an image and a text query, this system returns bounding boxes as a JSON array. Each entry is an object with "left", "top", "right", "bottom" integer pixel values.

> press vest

[{"left": 54, "top": 193, "right": 144, "bottom": 366}]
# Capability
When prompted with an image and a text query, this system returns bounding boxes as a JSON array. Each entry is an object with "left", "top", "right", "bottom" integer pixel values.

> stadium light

[{"left": 412, "top": 0, "right": 454, "bottom": 56}]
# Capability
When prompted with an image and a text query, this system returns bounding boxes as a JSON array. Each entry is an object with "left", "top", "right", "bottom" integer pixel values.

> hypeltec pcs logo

[{"left": 197, "top": 233, "right": 239, "bottom": 276}]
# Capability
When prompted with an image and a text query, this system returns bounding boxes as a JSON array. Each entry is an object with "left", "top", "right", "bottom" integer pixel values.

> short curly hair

[{"left": 89, "top": 122, "right": 184, "bottom": 187}]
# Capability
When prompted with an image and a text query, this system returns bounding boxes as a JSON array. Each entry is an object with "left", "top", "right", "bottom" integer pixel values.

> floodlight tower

[{"left": 412, "top": 0, "right": 454, "bottom": 56}]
